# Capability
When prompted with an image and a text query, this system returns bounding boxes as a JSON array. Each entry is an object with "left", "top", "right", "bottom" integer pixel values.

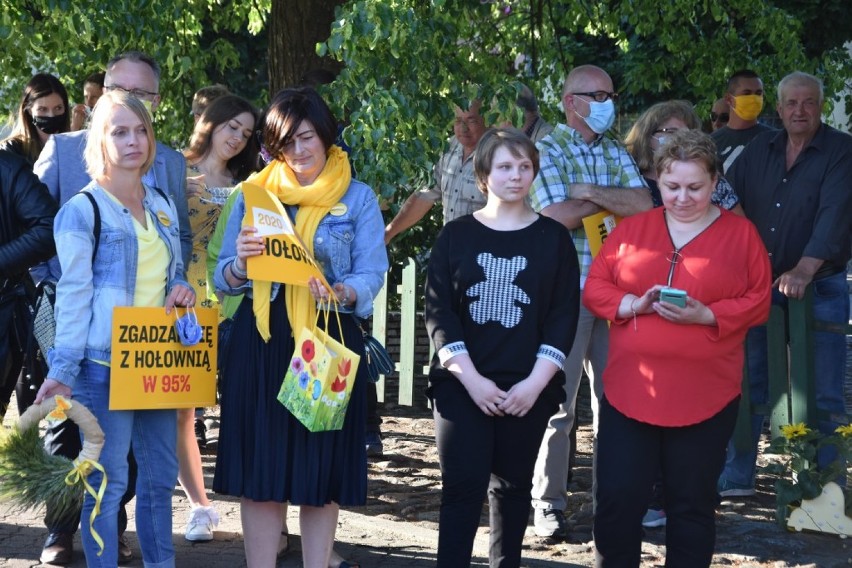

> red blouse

[{"left": 583, "top": 208, "right": 771, "bottom": 426}]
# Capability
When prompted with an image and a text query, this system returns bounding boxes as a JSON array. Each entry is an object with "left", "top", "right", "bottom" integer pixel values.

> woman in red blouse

[{"left": 583, "top": 129, "right": 770, "bottom": 567}]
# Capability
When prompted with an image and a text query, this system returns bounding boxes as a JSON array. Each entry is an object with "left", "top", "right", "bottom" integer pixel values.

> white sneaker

[{"left": 185, "top": 506, "right": 219, "bottom": 542}]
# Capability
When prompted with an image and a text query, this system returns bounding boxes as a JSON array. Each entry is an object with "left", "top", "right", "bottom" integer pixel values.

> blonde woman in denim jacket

[{"left": 35, "top": 91, "right": 195, "bottom": 568}]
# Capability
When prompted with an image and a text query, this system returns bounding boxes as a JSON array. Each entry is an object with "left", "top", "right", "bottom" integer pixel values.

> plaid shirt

[
  {"left": 530, "top": 124, "right": 646, "bottom": 287},
  {"left": 418, "top": 137, "right": 485, "bottom": 224}
]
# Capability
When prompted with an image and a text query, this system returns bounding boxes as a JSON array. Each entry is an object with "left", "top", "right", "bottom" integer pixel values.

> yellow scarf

[{"left": 245, "top": 145, "right": 351, "bottom": 341}]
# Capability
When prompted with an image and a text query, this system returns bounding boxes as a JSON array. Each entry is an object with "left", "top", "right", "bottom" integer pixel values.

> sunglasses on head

[{"left": 710, "top": 112, "right": 729, "bottom": 123}]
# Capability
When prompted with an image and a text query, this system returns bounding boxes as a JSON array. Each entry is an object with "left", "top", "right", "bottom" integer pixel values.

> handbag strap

[
  {"left": 315, "top": 298, "right": 346, "bottom": 348},
  {"left": 350, "top": 313, "right": 368, "bottom": 337},
  {"left": 81, "top": 191, "right": 100, "bottom": 264}
]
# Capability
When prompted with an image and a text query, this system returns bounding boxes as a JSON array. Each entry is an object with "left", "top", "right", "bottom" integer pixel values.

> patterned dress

[{"left": 185, "top": 164, "right": 236, "bottom": 308}]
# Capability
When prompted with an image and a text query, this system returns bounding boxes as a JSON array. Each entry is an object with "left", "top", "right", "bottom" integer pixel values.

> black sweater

[{"left": 425, "top": 214, "right": 579, "bottom": 401}]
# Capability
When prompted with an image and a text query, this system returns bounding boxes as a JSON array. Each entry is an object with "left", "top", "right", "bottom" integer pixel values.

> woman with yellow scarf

[{"left": 211, "top": 87, "right": 388, "bottom": 568}]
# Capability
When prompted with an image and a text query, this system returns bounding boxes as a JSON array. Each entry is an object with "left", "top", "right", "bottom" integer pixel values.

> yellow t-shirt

[
  {"left": 133, "top": 209, "right": 169, "bottom": 307},
  {"left": 101, "top": 190, "right": 169, "bottom": 306},
  {"left": 96, "top": 192, "right": 168, "bottom": 367}
]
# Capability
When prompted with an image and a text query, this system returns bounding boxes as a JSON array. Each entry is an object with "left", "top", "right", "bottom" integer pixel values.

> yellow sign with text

[
  {"left": 241, "top": 182, "right": 330, "bottom": 288},
  {"left": 583, "top": 210, "right": 622, "bottom": 258},
  {"left": 109, "top": 307, "right": 218, "bottom": 410}
]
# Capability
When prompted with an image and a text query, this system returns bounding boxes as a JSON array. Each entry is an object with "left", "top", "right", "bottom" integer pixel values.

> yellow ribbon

[
  {"left": 65, "top": 458, "right": 108, "bottom": 556},
  {"left": 46, "top": 395, "right": 72, "bottom": 423}
]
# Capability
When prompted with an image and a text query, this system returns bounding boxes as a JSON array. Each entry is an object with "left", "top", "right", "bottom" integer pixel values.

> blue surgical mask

[
  {"left": 576, "top": 99, "right": 616, "bottom": 134},
  {"left": 175, "top": 308, "right": 203, "bottom": 347}
]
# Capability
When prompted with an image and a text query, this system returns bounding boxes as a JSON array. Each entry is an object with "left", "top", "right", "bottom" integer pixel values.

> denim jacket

[
  {"left": 214, "top": 179, "right": 388, "bottom": 319},
  {"left": 48, "top": 182, "right": 189, "bottom": 388}
]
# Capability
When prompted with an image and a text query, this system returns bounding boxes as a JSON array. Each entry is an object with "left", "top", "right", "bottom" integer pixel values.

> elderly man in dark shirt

[{"left": 718, "top": 71, "right": 852, "bottom": 497}]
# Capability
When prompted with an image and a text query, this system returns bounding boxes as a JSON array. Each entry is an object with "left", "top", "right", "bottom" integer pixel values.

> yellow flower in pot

[{"left": 765, "top": 422, "right": 851, "bottom": 534}]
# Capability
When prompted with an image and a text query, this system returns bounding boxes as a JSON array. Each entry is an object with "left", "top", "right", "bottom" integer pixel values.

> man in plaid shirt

[
  {"left": 384, "top": 100, "right": 487, "bottom": 244},
  {"left": 529, "top": 64, "right": 651, "bottom": 538}
]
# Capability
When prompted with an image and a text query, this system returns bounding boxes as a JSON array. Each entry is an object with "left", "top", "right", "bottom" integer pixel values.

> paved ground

[
  {"left": 3, "top": 405, "right": 851, "bottom": 568},
  {"left": 2, "top": 308, "right": 851, "bottom": 568},
  {"left": 0, "top": 402, "right": 555, "bottom": 568},
  {"left": 0, "top": 472, "right": 560, "bottom": 568}
]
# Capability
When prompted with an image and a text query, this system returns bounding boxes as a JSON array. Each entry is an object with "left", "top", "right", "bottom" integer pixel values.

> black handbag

[{"left": 353, "top": 317, "right": 394, "bottom": 383}]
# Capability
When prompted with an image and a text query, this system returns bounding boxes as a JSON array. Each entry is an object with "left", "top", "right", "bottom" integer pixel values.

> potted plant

[{"left": 764, "top": 422, "right": 852, "bottom": 535}]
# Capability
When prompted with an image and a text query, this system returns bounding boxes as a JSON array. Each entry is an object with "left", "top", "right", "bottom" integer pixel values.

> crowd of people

[{"left": 0, "top": 48, "right": 849, "bottom": 568}]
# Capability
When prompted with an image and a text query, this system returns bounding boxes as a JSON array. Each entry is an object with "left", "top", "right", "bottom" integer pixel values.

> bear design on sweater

[{"left": 466, "top": 252, "right": 530, "bottom": 328}]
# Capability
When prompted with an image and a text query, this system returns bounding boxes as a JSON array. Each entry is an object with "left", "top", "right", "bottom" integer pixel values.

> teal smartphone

[{"left": 659, "top": 287, "right": 687, "bottom": 308}]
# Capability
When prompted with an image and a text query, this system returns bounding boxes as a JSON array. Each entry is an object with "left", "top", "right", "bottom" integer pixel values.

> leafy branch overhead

[
  {"left": 0, "top": 0, "right": 849, "bottom": 214},
  {"left": 0, "top": 0, "right": 269, "bottom": 148},
  {"left": 320, "top": 1, "right": 848, "bottom": 209}
]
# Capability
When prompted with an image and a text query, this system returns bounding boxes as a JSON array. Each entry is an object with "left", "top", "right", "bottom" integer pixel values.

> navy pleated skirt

[{"left": 212, "top": 293, "right": 368, "bottom": 506}]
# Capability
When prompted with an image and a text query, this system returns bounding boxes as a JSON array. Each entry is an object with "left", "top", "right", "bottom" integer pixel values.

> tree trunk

[{"left": 268, "top": 0, "right": 344, "bottom": 95}]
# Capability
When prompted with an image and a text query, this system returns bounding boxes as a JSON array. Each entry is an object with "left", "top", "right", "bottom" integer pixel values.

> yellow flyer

[
  {"left": 241, "top": 182, "right": 330, "bottom": 288},
  {"left": 109, "top": 307, "right": 218, "bottom": 410},
  {"left": 582, "top": 210, "right": 621, "bottom": 258}
]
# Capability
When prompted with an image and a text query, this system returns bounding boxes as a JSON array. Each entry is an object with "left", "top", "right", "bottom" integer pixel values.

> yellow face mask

[{"left": 731, "top": 94, "right": 763, "bottom": 121}]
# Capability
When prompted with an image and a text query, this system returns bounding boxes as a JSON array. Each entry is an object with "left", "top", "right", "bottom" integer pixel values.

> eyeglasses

[
  {"left": 710, "top": 112, "right": 729, "bottom": 123},
  {"left": 104, "top": 84, "right": 158, "bottom": 98},
  {"left": 654, "top": 128, "right": 680, "bottom": 134},
  {"left": 571, "top": 91, "right": 618, "bottom": 103}
]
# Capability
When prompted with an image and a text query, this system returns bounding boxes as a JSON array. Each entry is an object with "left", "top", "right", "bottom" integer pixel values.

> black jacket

[{"left": 0, "top": 150, "right": 58, "bottom": 284}]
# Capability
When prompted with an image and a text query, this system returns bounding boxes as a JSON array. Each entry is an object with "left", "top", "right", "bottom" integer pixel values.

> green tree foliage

[
  {"left": 323, "top": 0, "right": 849, "bottom": 210},
  {"left": 1, "top": 0, "right": 849, "bottom": 220},
  {"left": 0, "top": 0, "right": 268, "bottom": 146},
  {"left": 316, "top": 0, "right": 850, "bottom": 265}
]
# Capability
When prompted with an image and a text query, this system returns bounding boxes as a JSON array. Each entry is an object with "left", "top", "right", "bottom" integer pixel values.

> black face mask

[{"left": 31, "top": 114, "right": 67, "bottom": 135}]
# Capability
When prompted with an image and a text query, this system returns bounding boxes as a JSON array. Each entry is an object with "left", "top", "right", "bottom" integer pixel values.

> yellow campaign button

[
  {"left": 329, "top": 203, "right": 348, "bottom": 216},
  {"left": 156, "top": 211, "right": 171, "bottom": 226}
]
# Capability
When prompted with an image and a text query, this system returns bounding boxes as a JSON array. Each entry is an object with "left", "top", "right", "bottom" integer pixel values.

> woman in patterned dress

[{"left": 178, "top": 94, "right": 258, "bottom": 541}]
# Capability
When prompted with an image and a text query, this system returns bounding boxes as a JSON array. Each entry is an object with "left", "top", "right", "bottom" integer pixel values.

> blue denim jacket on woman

[
  {"left": 48, "top": 182, "right": 189, "bottom": 388},
  {"left": 214, "top": 179, "right": 389, "bottom": 319}
]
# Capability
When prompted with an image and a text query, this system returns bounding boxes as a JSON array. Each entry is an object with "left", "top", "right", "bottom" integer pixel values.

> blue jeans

[
  {"left": 72, "top": 360, "right": 178, "bottom": 568},
  {"left": 722, "top": 270, "right": 849, "bottom": 486}
]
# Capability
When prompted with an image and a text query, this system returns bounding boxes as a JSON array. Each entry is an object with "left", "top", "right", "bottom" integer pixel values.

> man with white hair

[{"left": 718, "top": 71, "right": 852, "bottom": 497}]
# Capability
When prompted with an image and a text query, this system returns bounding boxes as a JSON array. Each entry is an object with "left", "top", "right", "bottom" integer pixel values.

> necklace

[{"left": 663, "top": 208, "right": 721, "bottom": 285}]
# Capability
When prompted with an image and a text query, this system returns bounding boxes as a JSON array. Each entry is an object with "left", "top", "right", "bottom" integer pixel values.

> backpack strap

[
  {"left": 78, "top": 185, "right": 168, "bottom": 264},
  {"left": 81, "top": 191, "right": 100, "bottom": 264}
]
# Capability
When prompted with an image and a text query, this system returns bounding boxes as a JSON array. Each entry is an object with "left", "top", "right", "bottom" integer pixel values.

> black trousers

[
  {"left": 594, "top": 396, "right": 738, "bottom": 568},
  {"left": 431, "top": 379, "right": 556, "bottom": 568},
  {"left": 366, "top": 380, "right": 382, "bottom": 433},
  {"left": 0, "top": 291, "right": 38, "bottom": 418}
]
